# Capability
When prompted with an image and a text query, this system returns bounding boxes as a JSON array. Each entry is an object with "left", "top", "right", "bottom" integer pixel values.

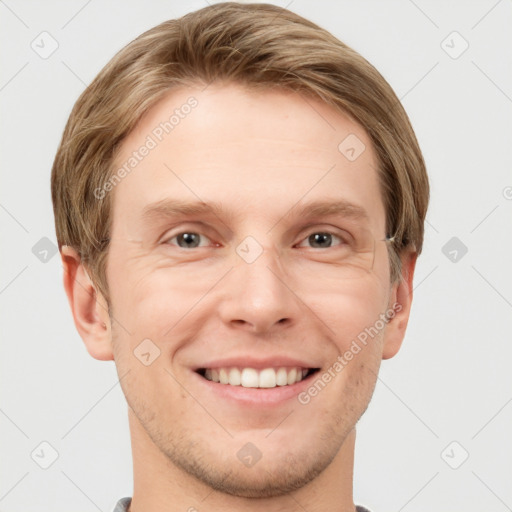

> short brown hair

[{"left": 51, "top": 1, "right": 429, "bottom": 303}]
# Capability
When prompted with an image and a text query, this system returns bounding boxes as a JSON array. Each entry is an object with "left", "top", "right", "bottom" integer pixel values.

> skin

[{"left": 61, "top": 83, "right": 417, "bottom": 512}]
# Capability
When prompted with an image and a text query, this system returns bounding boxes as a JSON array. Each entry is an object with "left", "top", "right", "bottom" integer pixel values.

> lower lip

[{"left": 192, "top": 370, "right": 318, "bottom": 407}]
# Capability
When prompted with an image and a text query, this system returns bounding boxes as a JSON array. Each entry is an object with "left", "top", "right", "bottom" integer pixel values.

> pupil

[
  {"left": 178, "top": 233, "right": 199, "bottom": 248},
  {"left": 310, "top": 233, "right": 331, "bottom": 248}
]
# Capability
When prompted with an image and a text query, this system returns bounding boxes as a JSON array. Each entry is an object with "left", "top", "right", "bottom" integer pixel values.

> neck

[{"left": 127, "top": 408, "right": 357, "bottom": 512}]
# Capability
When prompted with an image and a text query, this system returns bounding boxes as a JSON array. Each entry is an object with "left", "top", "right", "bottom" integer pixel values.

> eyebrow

[{"left": 141, "top": 198, "right": 369, "bottom": 225}]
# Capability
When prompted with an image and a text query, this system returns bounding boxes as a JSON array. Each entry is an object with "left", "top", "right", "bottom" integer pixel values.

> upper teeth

[{"left": 204, "top": 367, "right": 308, "bottom": 388}]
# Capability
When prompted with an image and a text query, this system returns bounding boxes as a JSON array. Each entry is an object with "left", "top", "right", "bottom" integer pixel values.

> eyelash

[{"left": 163, "top": 229, "right": 348, "bottom": 250}]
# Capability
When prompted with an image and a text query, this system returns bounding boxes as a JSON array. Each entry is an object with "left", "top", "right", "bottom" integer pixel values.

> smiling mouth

[{"left": 196, "top": 367, "right": 321, "bottom": 388}]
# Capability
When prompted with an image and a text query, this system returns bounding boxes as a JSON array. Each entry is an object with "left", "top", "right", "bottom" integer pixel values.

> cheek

[
  {"left": 308, "top": 276, "right": 389, "bottom": 345},
  {"left": 106, "top": 250, "right": 185, "bottom": 328},
  {"left": 109, "top": 258, "right": 224, "bottom": 344},
  {"left": 107, "top": 242, "right": 392, "bottom": 349}
]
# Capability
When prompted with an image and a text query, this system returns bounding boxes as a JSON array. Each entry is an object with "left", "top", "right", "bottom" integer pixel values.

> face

[{"left": 104, "top": 83, "right": 401, "bottom": 497}]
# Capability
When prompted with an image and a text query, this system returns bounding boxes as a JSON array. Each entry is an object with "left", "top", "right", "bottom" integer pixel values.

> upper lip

[{"left": 193, "top": 356, "right": 320, "bottom": 371}]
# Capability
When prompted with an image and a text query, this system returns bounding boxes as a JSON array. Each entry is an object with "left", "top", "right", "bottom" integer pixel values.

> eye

[
  {"left": 165, "top": 231, "right": 212, "bottom": 249},
  {"left": 162, "top": 228, "right": 350, "bottom": 250},
  {"left": 295, "top": 231, "right": 346, "bottom": 249}
]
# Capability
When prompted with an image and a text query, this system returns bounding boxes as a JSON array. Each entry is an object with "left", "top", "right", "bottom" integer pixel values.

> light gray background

[{"left": 1, "top": 1, "right": 511, "bottom": 511}]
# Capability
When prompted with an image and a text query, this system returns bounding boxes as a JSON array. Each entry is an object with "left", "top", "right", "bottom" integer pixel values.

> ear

[
  {"left": 61, "top": 246, "right": 114, "bottom": 361},
  {"left": 382, "top": 249, "right": 418, "bottom": 360}
]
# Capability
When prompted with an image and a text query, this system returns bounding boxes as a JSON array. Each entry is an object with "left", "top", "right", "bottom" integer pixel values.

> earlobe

[
  {"left": 61, "top": 246, "right": 114, "bottom": 361},
  {"left": 382, "top": 250, "right": 418, "bottom": 360}
]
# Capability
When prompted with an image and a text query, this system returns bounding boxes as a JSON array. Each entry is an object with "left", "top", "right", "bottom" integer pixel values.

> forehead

[{"left": 110, "top": 83, "right": 386, "bottom": 235}]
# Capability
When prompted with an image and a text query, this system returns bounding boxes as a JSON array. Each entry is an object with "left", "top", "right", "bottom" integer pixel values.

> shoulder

[
  {"left": 112, "top": 497, "right": 131, "bottom": 512},
  {"left": 112, "top": 498, "right": 371, "bottom": 512}
]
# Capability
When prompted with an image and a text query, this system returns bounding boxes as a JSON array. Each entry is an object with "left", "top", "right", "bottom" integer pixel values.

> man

[{"left": 51, "top": 2, "right": 429, "bottom": 511}]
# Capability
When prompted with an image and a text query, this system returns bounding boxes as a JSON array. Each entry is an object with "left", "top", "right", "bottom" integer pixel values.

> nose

[{"left": 217, "top": 244, "right": 301, "bottom": 334}]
